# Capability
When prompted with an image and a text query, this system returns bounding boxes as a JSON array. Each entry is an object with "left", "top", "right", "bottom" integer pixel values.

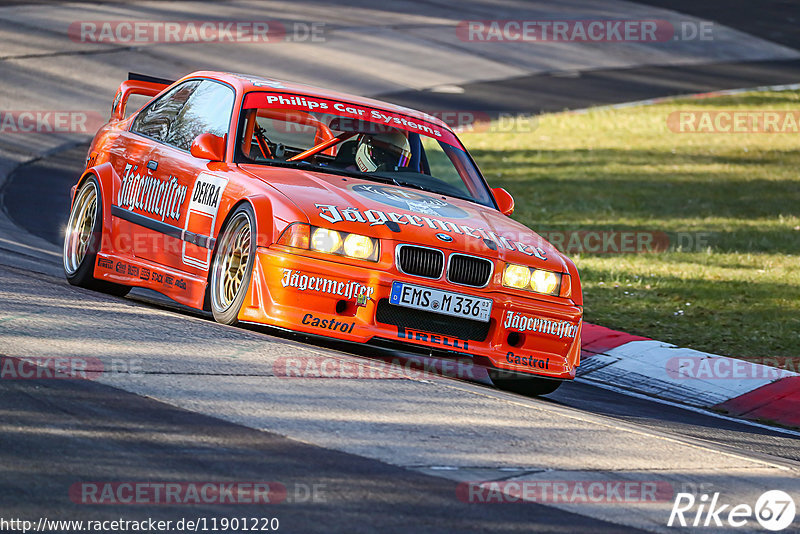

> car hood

[{"left": 239, "top": 164, "right": 566, "bottom": 272}]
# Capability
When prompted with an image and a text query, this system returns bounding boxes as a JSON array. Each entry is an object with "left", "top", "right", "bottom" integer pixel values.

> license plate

[{"left": 389, "top": 281, "right": 493, "bottom": 322}]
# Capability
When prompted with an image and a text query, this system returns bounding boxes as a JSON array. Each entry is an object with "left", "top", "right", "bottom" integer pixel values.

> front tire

[
  {"left": 489, "top": 369, "right": 562, "bottom": 396},
  {"left": 209, "top": 204, "right": 257, "bottom": 325},
  {"left": 63, "top": 177, "right": 130, "bottom": 297}
]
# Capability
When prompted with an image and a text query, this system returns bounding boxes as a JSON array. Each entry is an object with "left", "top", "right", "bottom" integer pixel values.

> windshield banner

[{"left": 242, "top": 92, "right": 459, "bottom": 145}]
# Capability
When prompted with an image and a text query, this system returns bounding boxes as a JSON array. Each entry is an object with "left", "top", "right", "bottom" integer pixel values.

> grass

[{"left": 460, "top": 91, "right": 800, "bottom": 363}]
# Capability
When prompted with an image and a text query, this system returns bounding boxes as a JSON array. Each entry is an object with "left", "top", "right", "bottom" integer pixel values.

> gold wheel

[
  {"left": 211, "top": 211, "right": 253, "bottom": 312},
  {"left": 63, "top": 181, "right": 98, "bottom": 275}
]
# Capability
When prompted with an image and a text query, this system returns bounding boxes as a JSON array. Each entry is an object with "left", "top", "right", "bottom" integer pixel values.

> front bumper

[{"left": 239, "top": 246, "right": 583, "bottom": 380}]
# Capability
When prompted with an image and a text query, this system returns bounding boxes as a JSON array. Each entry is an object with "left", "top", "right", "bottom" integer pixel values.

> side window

[
  {"left": 164, "top": 80, "right": 235, "bottom": 151},
  {"left": 131, "top": 81, "right": 201, "bottom": 141}
]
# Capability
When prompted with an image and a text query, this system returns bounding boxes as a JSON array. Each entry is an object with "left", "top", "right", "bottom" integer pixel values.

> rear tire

[
  {"left": 209, "top": 204, "right": 257, "bottom": 325},
  {"left": 489, "top": 369, "right": 562, "bottom": 396},
  {"left": 63, "top": 177, "right": 130, "bottom": 297}
]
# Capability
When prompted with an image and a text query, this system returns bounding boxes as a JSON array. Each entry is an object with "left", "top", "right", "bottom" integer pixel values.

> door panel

[
  {"left": 106, "top": 131, "right": 158, "bottom": 259},
  {"left": 132, "top": 79, "right": 235, "bottom": 273},
  {"left": 106, "top": 78, "right": 235, "bottom": 276}
]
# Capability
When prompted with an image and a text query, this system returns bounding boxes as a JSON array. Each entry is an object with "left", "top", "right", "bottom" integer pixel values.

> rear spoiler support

[{"left": 110, "top": 73, "right": 176, "bottom": 120}]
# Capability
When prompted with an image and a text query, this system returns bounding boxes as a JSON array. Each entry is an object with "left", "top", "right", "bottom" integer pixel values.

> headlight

[
  {"left": 343, "top": 233, "right": 375, "bottom": 259},
  {"left": 277, "top": 223, "right": 380, "bottom": 262},
  {"left": 311, "top": 228, "right": 342, "bottom": 254},
  {"left": 531, "top": 269, "right": 560, "bottom": 295},
  {"left": 503, "top": 263, "right": 562, "bottom": 296},
  {"left": 503, "top": 264, "right": 531, "bottom": 289}
]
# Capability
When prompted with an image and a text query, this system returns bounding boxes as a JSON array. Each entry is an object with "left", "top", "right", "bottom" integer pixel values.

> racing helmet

[{"left": 354, "top": 130, "right": 411, "bottom": 172}]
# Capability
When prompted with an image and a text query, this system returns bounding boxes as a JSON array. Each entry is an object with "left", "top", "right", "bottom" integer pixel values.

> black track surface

[
  {"left": 380, "top": 60, "right": 800, "bottom": 117},
  {"left": 1, "top": 360, "right": 643, "bottom": 533}
]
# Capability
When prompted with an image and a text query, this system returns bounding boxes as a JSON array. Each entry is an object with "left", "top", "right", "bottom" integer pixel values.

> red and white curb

[
  {"left": 579, "top": 324, "right": 800, "bottom": 429},
  {"left": 567, "top": 84, "right": 800, "bottom": 431}
]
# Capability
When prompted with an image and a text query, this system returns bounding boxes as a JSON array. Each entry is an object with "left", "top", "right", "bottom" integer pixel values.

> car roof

[{"left": 178, "top": 70, "right": 453, "bottom": 132}]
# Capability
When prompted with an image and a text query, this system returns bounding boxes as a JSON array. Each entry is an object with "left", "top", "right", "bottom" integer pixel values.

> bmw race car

[{"left": 63, "top": 71, "right": 583, "bottom": 395}]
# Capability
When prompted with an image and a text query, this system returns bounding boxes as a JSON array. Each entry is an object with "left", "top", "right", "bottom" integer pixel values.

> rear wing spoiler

[
  {"left": 128, "top": 72, "right": 176, "bottom": 86},
  {"left": 110, "top": 72, "right": 176, "bottom": 120}
]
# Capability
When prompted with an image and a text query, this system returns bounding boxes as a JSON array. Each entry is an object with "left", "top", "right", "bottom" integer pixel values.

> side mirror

[
  {"left": 492, "top": 187, "right": 515, "bottom": 216},
  {"left": 190, "top": 133, "right": 226, "bottom": 162}
]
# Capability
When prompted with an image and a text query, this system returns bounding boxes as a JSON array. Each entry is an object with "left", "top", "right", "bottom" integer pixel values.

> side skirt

[{"left": 93, "top": 251, "right": 207, "bottom": 309}]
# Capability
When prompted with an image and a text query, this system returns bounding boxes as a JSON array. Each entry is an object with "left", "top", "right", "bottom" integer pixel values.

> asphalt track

[
  {"left": 382, "top": 59, "right": 800, "bottom": 117},
  {"left": 1, "top": 1, "right": 800, "bottom": 533},
  {"left": 1, "top": 348, "right": 637, "bottom": 534},
  {"left": 8, "top": 144, "right": 800, "bottom": 450},
  {"left": 383, "top": 0, "right": 800, "bottom": 115}
]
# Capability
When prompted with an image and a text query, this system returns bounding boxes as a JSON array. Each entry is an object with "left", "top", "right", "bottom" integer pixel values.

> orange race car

[{"left": 63, "top": 71, "right": 583, "bottom": 395}]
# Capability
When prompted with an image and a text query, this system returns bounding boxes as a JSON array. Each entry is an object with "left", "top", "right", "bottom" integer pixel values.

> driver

[{"left": 354, "top": 130, "right": 412, "bottom": 172}]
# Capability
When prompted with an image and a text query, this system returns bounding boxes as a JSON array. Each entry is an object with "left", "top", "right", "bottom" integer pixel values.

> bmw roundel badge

[{"left": 435, "top": 233, "right": 454, "bottom": 242}]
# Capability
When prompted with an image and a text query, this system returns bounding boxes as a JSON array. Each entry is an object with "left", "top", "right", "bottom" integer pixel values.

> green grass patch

[{"left": 461, "top": 91, "right": 800, "bottom": 362}]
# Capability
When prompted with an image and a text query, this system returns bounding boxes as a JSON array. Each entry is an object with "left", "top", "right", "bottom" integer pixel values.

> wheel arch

[
  {"left": 202, "top": 195, "right": 273, "bottom": 311},
  {"left": 63, "top": 165, "right": 131, "bottom": 297},
  {"left": 74, "top": 163, "right": 117, "bottom": 248},
  {"left": 212, "top": 194, "right": 274, "bottom": 256}
]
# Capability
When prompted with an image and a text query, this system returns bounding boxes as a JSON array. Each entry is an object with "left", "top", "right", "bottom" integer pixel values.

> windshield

[{"left": 235, "top": 92, "right": 495, "bottom": 207}]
